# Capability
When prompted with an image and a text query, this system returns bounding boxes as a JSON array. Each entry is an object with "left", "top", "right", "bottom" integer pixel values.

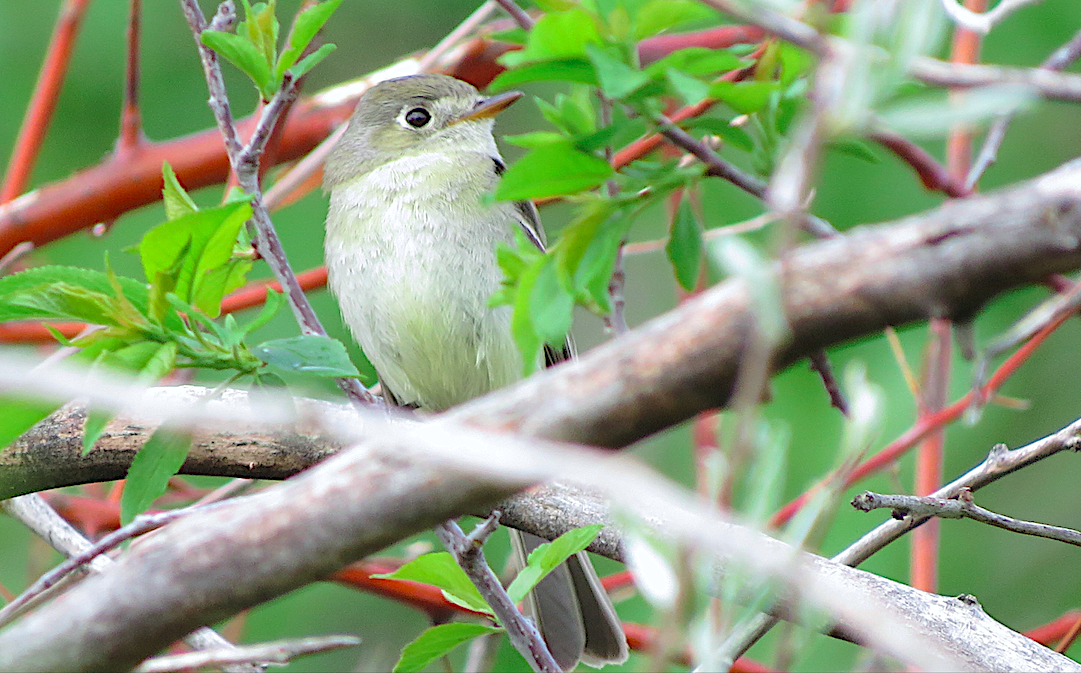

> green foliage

[
  {"left": 119, "top": 427, "right": 191, "bottom": 525},
  {"left": 378, "top": 525, "right": 603, "bottom": 671},
  {"left": 666, "top": 192, "right": 703, "bottom": 291},
  {"left": 393, "top": 623, "right": 501, "bottom": 673},
  {"left": 488, "top": 0, "right": 816, "bottom": 370},
  {"left": 201, "top": 0, "right": 342, "bottom": 100},
  {"left": 0, "top": 163, "right": 362, "bottom": 520}
]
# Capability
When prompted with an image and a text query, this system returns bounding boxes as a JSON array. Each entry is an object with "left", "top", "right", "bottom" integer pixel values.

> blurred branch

[
  {"left": 0, "top": 373, "right": 1069, "bottom": 671},
  {"left": 118, "top": 0, "right": 144, "bottom": 152},
  {"left": 939, "top": 0, "right": 1043, "bottom": 35},
  {"left": 1, "top": 494, "right": 261, "bottom": 673},
  {"left": 852, "top": 488, "right": 1081, "bottom": 547},
  {"left": 967, "top": 25, "right": 1081, "bottom": 189},
  {"left": 869, "top": 128, "right": 971, "bottom": 197},
  {"left": 493, "top": 0, "right": 534, "bottom": 31},
  {"left": 9, "top": 158, "right": 1081, "bottom": 496},
  {"left": 133, "top": 635, "right": 361, "bottom": 673}
]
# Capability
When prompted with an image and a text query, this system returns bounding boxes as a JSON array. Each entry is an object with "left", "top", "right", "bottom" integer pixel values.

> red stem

[{"left": 0, "top": 0, "right": 94, "bottom": 204}]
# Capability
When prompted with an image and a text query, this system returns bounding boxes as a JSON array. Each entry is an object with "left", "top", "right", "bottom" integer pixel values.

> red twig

[
  {"left": 771, "top": 305, "right": 1073, "bottom": 528},
  {"left": 869, "top": 129, "right": 971, "bottom": 198},
  {"left": 1025, "top": 610, "right": 1081, "bottom": 647},
  {"left": 911, "top": 317, "right": 951, "bottom": 593},
  {"left": 0, "top": 0, "right": 93, "bottom": 204},
  {"left": 117, "top": 0, "right": 144, "bottom": 153}
]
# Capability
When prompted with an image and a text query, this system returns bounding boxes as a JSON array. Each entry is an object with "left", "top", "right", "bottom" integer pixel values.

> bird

[{"left": 323, "top": 73, "right": 628, "bottom": 670}]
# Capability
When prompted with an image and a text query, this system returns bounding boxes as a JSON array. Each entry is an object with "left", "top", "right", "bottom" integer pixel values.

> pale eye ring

[{"left": 405, "top": 107, "right": 432, "bottom": 128}]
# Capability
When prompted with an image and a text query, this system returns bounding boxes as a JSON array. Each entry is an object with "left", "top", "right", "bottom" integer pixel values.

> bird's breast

[{"left": 324, "top": 152, "right": 522, "bottom": 410}]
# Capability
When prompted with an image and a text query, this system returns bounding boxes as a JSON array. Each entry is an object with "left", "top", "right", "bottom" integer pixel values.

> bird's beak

[{"left": 453, "top": 91, "right": 523, "bottom": 124}]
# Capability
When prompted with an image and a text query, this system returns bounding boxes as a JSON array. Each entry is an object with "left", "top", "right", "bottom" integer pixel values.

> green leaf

[
  {"left": 393, "top": 623, "right": 502, "bottom": 673},
  {"left": 633, "top": 0, "right": 716, "bottom": 39},
  {"left": 201, "top": 30, "right": 274, "bottom": 99},
  {"left": 512, "top": 260, "right": 543, "bottom": 377},
  {"left": 373, "top": 552, "right": 492, "bottom": 615},
  {"left": 138, "top": 201, "right": 253, "bottom": 310},
  {"left": 285, "top": 42, "right": 336, "bottom": 80},
  {"left": 240, "top": 289, "right": 283, "bottom": 338},
  {"left": 494, "top": 142, "right": 613, "bottom": 201},
  {"left": 585, "top": 44, "right": 650, "bottom": 100},
  {"left": 254, "top": 334, "right": 360, "bottom": 377},
  {"left": 277, "top": 0, "right": 342, "bottom": 78},
  {"left": 777, "top": 43, "right": 814, "bottom": 87},
  {"left": 506, "top": 525, "right": 604, "bottom": 603},
  {"left": 82, "top": 410, "right": 111, "bottom": 456},
  {"left": 503, "top": 131, "right": 568, "bottom": 149},
  {"left": 828, "top": 138, "right": 880, "bottom": 163},
  {"left": 498, "top": 8, "right": 601, "bottom": 67},
  {"left": 120, "top": 428, "right": 192, "bottom": 524},
  {"left": 0, "top": 397, "right": 57, "bottom": 452},
  {"left": 489, "top": 58, "right": 598, "bottom": 91},
  {"left": 710, "top": 81, "right": 779, "bottom": 115},
  {"left": 665, "top": 68, "right": 711, "bottom": 105},
  {"left": 0, "top": 266, "right": 153, "bottom": 324},
  {"left": 529, "top": 258, "right": 574, "bottom": 348},
  {"left": 666, "top": 194, "right": 703, "bottom": 291},
  {"left": 9, "top": 284, "right": 127, "bottom": 327},
  {"left": 161, "top": 162, "right": 199, "bottom": 221},
  {"left": 194, "top": 258, "right": 253, "bottom": 318}
]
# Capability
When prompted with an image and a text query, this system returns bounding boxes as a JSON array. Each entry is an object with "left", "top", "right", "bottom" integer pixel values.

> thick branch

[{"left": 6, "top": 160, "right": 1081, "bottom": 497}]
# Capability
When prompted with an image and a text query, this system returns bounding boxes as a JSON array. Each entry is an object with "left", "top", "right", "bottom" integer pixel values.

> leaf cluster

[
  {"left": 0, "top": 164, "right": 358, "bottom": 522},
  {"left": 200, "top": 0, "right": 342, "bottom": 100},
  {"left": 487, "top": 0, "right": 815, "bottom": 371}
]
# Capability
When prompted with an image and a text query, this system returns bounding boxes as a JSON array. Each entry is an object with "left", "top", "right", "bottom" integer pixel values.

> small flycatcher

[{"left": 324, "top": 74, "right": 628, "bottom": 670}]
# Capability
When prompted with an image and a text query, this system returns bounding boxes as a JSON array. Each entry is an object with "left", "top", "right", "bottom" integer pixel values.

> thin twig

[
  {"left": 852, "top": 488, "right": 1081, "bottom": 547},
  {"left": 1, "top": 493, "right": 262, "bottom": 672},
  {"left": 0, "top": 241, "right": 33, "bottom": 275},
  {"left": 0, "top": 0, "right": 93, "bottom": 203},
  {"left": 134, "top": 635, "right": 361, "bottom": 672},
  {"left": 869, "top": 128, "right": 970, "bottom": 197},
  {"left": 808, "top": 350, "right": 849, "bottom": 415},
  {"left": 728, "top": 416, "right": 1081, "bottom": 663},
  {"left": 493, "top": 0, "right": 534, "bottom": 31},
  {"left": 939, "top": 0, "right": 1043, "bottom": 35},
  {"left": 967, "top": 25, "right": 1081, "bottom": 189},
  {"left": 118, "top": 0, "right": 143, "bottom": 152},
  {"left": 653, "top": 114, "right": 838, "bottom": 239},
  {"left": 0, "top": 502, "right": 227, "bottom": 628},
  {"left": 178, "top": 0, "right": 375, "bottom": 407},
  {"left": 435, "top": 516, "right": 561, "bottom": 673}
]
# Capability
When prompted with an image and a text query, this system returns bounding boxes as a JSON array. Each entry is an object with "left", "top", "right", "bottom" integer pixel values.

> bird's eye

[{"left": 405, "top": 107, "right": 432, "bottom": 128}]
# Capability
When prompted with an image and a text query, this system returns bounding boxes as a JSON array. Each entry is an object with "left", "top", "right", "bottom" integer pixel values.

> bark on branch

[{"left": 5, "top": 159, "right": 1081, "bottom": 498}]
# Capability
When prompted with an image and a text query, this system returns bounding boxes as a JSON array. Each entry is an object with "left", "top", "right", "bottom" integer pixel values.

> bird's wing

[{"left": 492, "top": 157, "right": 575, "bottom": 364}]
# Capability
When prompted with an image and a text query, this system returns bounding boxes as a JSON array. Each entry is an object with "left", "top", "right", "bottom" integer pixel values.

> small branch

[
  {"left": 653, "top": 114, "right": 838, "bottom": 239},
  {"left": 910, "top": 56, "right": 1081, "bottom": 103},
  {"left": 939, "top": 0, "right": 1043, "bottom": 35},
  {"left": 852, "top": 488, "right": 1081, "bottom": 547},
  {"left": 967, "top": 25, "right": 1081, "bottom": 189},
  {"left": 0, "top": 0, "right": 93, "bottom": 203},
  {"left": 808, "top": 349, "right": 848, "bottom": 415},
  {"left": 133, "top": 635, "right": 361, "bottom": 673},
  {"left": 118, "top": 0, "right": 144, "bottom": 152},
  {"left": 179, "top": 0, "right": 375, "bottom": 407},
  {"left": 0, "top": 241, "right": 33, "bottom": 275},
  {"left": 435, "top": 517, "right": 562, "bottom": 673},
  {"left": 0, "top": 506, "right": 206, "bottom": 628},
  {"left": 2, "top": 494, "right": 261, "bottom": 673},
  {"left": 493, "top": 0, "right": 534, "bottom": 31},
  {"left": 869, "top": 128, "right": 971, "bottom": 197}
]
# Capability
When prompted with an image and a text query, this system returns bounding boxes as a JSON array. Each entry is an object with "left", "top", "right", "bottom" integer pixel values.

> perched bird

[{"left": 323, "top": 74, "right": 628, "bottom": 670}]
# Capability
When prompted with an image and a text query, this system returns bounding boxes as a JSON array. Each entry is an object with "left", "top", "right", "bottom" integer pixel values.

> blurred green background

[{"left": 1, "top": 0, "right": 1080, "bottom": 670}]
